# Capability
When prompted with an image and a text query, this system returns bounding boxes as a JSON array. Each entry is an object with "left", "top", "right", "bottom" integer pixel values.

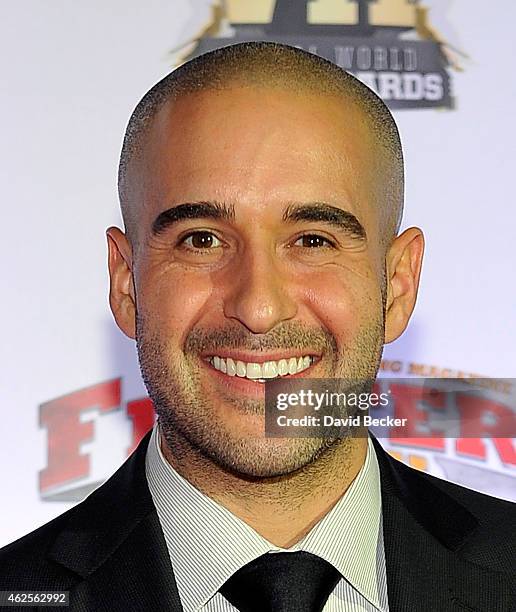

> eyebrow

[
  {"left": 283, "top": 202, "right": 366, "bottom": 239},
  {"left": 151, "top": 200, "right": 366, "bottom": 240},
  {"left": 152, "top": 201, "right": 235, "bottom": 235}
]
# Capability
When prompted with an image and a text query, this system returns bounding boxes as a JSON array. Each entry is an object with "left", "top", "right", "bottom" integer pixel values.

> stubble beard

[{"left": 136, "top": 311, "right": 385, "bottom": 480}]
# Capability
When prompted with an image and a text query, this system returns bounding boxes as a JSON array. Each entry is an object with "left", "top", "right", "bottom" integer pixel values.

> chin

[{"left": 203, "top": 435, "right": 337, "bottom": 480}]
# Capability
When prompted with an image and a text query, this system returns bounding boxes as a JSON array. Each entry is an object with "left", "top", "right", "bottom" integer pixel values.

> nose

[{"left": 223, "top": 250, "right": 297, "bottom": 334}]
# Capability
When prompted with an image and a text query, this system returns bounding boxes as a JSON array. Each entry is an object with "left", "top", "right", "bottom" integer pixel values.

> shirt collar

[
  {"left": 146, "top": 423, "right": 385, "bottom": 611},
  {"left": 292, "top": 435, "right": 384, "bottom": 610}
]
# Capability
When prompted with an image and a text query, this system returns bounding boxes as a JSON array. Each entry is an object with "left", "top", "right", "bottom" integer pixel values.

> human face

[{"left": 110, "top": 86, "right": 389, "bottom": 477}]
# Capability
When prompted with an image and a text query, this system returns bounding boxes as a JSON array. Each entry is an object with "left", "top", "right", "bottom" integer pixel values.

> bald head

[{"left": 118, "top": 42, "right": 404, "bottom": 248}]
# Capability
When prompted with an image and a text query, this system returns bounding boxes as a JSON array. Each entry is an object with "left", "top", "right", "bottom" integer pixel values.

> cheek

[
  {"left": 297, "top": 265, "right": 382, "bottom": 340},
  {"left": 137, "top": 267, "right": 217, "bottom": 344}
]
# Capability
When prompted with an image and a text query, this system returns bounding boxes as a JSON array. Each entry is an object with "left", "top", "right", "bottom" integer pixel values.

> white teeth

[
  {"left": 236, "top": 360, "right": 247, "bottom": 377},
  {"left": 278, "top": 359, "right": 289, "bottom": 376},
  {"left": 288, "top": 357, "right": 298, "bottom": 375},
  {"left": 246, "top": 363, "right": 262, "bottom": 379},
  {"left": 262, "top": 361, "right": 278, "bottom": 378},
  {"left": 210, "top": 355, "right": 314, "bottom": 380},
  {"left": 226, "top": 357, "right": 236, "bottom": 376}
]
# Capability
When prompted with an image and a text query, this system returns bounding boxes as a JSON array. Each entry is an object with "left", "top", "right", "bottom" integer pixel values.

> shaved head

[{"left": 118, "top": 42, "right": 404, "bottom": 248}]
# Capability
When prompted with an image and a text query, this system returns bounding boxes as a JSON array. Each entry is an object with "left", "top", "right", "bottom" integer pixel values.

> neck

[{"left": 160, "top": 430, "right": 367, "bottom": 548}]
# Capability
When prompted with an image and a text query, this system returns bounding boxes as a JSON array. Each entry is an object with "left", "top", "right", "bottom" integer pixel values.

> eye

[
  {"left": 293, "top": 234, "right": 336, "bottom": 248},
  {"left": 181, "top": 231, "right": 222, "bottom": 250}
]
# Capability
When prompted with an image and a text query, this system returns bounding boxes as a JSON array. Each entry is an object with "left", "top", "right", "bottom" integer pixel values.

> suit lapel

[
  {"left": 47, "top": 431, "right": 183, "bottom": 611},
  {"left": 68, "top": 512, "right": 183, "bottom": 612},
  {"left": 372, "top": 436, "right": 514, "bottom": 612}
]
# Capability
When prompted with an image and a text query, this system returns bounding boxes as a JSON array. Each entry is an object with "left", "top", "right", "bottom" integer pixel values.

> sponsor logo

[
  {"left": 39, "top": 380, "right": 154, "bottom": 501},
  {"left": 173, "top": 0, "right": 465, "bottom": 110}
]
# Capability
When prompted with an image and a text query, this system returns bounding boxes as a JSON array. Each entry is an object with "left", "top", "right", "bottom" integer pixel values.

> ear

[
  {"left": 106, "top": 227, "right": 136, "bottom": 339},
  {"left": 384, "top": 227, "right": 424, "bottom": 344}
]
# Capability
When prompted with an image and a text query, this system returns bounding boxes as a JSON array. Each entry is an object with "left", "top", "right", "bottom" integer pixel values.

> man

[{"left": 0, "top": 42, "right": 514, "bottom": 611}]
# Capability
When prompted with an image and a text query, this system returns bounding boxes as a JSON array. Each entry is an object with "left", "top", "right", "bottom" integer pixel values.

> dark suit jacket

[{"left": 0, "top": 432, "right": 514, "bottom": 611}]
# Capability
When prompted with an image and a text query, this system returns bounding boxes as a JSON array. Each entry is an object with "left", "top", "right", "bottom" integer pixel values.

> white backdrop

[{"left": 1, "top": 0, "right": 515, "bottom": 548}]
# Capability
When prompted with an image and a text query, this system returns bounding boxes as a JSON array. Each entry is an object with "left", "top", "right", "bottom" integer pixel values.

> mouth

[{"left": 203, "top": 353, "right": 319, "bottom": 383}]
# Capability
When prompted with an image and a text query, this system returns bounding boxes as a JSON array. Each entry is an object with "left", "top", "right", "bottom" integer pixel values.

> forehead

[{"left": 136, "top": 86, "right": 379, "bottom": 223}]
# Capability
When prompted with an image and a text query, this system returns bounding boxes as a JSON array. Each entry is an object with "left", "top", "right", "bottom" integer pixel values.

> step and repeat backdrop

[{"left": 1, "top": 0, "right": 515, "bottom": 547}]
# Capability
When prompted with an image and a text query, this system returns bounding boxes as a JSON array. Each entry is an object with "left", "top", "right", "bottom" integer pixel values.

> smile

[{"left": 207, "top": 355, "right": 315, "bottom": 383}]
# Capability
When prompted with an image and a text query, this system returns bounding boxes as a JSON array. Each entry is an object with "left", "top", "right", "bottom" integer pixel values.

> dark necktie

[{"left": 219, "top": 551, "right": 341, "bottom": 612}]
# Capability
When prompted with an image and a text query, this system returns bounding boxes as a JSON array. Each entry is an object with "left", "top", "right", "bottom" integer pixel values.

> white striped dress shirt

[{"left": 146, "top": 423, "right": 389, "bottom": 611}]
